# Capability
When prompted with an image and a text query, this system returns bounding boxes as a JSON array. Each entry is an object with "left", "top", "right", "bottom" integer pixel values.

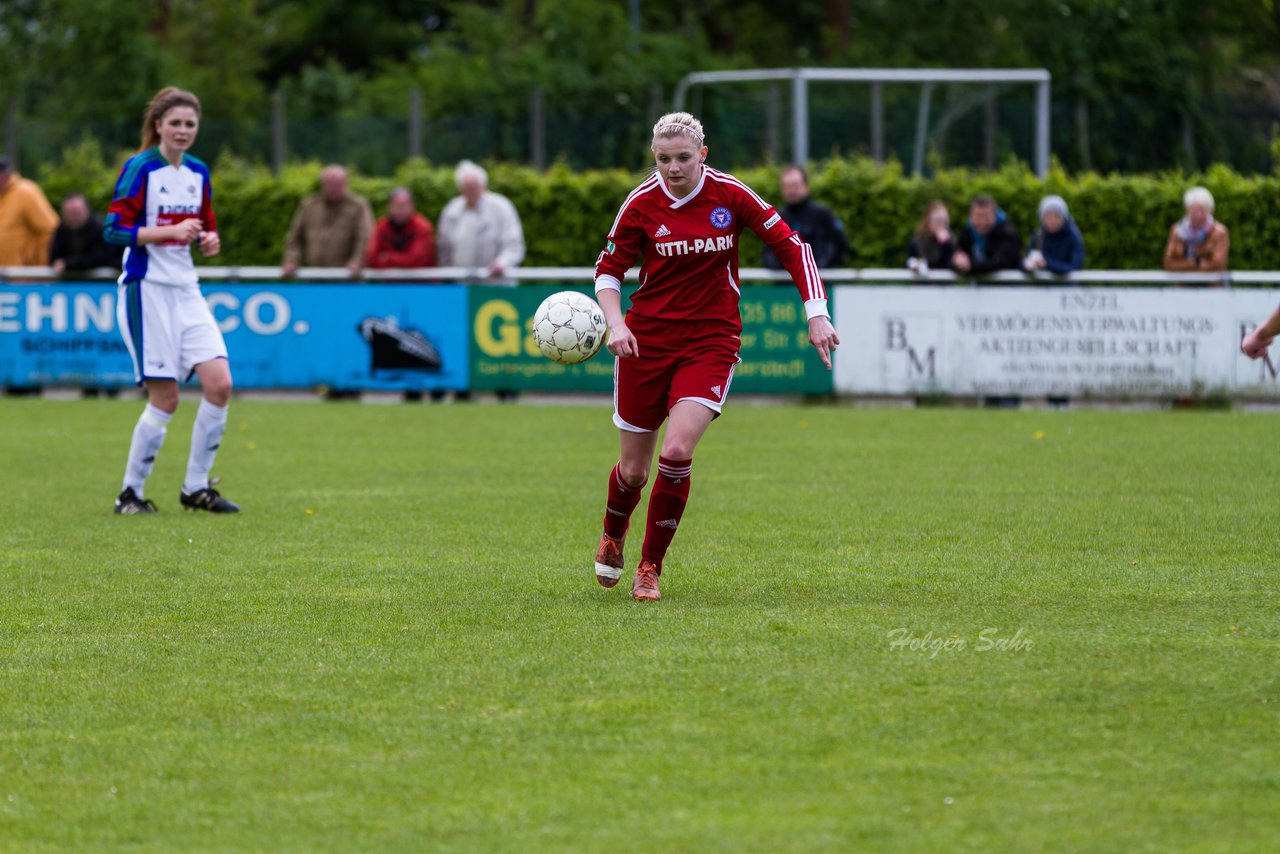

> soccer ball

[{"left": 532, "top": 291, "right": 608, "bottom": 364}]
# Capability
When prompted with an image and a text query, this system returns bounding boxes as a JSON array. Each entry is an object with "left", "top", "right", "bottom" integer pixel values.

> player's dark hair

[{"left": 140, "top": 87, "right": 201, "bottom": 153}]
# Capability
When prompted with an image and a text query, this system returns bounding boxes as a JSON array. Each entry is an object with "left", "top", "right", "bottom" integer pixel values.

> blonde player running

[
  {"left": 105, "top": 87, "right": 238, "bottom": 514},
  {"left": 591, "top": 113, "right": 838, "bottom": 600}
]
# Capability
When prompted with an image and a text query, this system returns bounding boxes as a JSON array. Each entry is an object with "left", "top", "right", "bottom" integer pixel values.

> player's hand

[
  {"left": 198, "top": 231, "right": 221, "bottom": 257},
  {"left": 607, "top": 322, "right": 639, "bottom": 358},
  {"left": 1241, "top": 327, "right": 1273, "bottom": 359},
  {"left": 808, "top": 315, "right": 839, "bottom": 370},
  {"left": 171, "top": 219, "right": 203, "bottom": 244}
]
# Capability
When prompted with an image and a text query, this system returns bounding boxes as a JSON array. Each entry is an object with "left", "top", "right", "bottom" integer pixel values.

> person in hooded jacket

[
  {"left": 951, "top": 194, "right": 1021, "bottom": 276},
  {"left": 1023, "top": 194, "right": 1085, "bottom": 274}
]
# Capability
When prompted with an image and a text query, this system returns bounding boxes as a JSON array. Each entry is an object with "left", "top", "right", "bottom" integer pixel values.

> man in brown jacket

[
  {"left": 281, "top": 164, "right": 373, "bottom": 278},
  {"left": 1163, "top": 186, "right": 1229, "bottom": 273}
]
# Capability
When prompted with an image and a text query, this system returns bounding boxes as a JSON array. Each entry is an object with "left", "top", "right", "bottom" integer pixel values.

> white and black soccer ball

[{"left": 532, "top": 291, "right": 608, "bottom": 364}]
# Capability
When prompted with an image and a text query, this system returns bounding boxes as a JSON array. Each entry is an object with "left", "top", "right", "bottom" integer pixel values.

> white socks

[
  {"left": 123, "top": 404, "right": 172, "bottom": 498},
  {"left": 183, "top": 399, "right": 228, "bottom": 494}
]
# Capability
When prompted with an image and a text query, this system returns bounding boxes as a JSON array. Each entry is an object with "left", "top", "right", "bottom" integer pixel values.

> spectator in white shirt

[{"left": 437, "top": 160, "right": 525, "bottom": 278}]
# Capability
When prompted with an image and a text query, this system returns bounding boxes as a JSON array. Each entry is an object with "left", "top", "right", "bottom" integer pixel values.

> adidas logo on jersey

[
  {"left": 653, "top": 224, "right": 672, "bottom": 238},
  {"left": 711, "top": 385, "right": 722, "bottom": 397}
]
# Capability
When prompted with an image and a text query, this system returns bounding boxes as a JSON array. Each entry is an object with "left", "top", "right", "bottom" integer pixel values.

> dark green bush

[{"left": 37, "top": 141, "right": 1280, "bottom": 270}]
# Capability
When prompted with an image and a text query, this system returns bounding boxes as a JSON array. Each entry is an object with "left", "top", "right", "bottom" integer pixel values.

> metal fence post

[
  {"left": 530, "top": 87, "right": 546, "bottom": 170},
  {"left": 912, "top": 82, "right": 934, "bottom": 176},
  {"left": 766, "top": 84, "right": 781, "bottom": 164},
  {"left": 1035, "top": 78, "right": 1050, "bottom": 178},
  {"left": 870, "top": 81, "right": 884, "bottom": 163},
  {"left": 983, "top": 87, "right": 997, "bottom": 169},
  {"left": 5, "top": 98, "right": 18, "bottom": 170},
  {"left": 409, "top": 89, "right": 423, "bottom": 160},
  {"left": 791, "top": 72, "right": 808, "bottom": 165},
  {"left": 271, "top": 90, "right": 285, "bottom": 176}
]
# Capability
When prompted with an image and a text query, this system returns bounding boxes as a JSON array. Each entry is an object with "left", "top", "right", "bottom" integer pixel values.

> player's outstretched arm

[
  {"left": 1242, "top": 308, "right": 1280, "bottom": 359},
  {"left": 808, "top": 315, "right": 839, "bottom": 370}
]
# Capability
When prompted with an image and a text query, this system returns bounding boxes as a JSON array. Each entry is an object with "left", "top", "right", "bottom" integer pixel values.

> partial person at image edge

[{"left": 0, "top": 154, "right": 59, "bottom": 267}]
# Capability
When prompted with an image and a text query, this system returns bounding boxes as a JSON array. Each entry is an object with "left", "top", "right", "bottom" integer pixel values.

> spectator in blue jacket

[{"left": 1023, "top": 194, "right": 1085, "bottom": 274}]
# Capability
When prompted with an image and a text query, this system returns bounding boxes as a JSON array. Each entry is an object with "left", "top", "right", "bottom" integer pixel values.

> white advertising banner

[{"left": 834, "top": 286, "right": 1280, "bottom": 397}]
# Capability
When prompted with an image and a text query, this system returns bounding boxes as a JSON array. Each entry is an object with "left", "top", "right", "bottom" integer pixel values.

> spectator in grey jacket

[{"left": 437, "top": 160, "right": 525, "bottom": 277}]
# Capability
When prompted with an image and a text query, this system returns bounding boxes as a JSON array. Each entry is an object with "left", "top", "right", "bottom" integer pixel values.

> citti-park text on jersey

[{"left": 653, "top": 235, "right": 736, "bottom": 258}]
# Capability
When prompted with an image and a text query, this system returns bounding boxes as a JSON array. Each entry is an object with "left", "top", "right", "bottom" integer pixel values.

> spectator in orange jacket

[
  {"left": 1163, "top": 186, "right": 1228, "bottom": 272},
  {"left": 0, "top": 155, "right": 59, "bottom": 266},
  {"left": 365, "top": 187, "right": 436, "bottom": 269}
]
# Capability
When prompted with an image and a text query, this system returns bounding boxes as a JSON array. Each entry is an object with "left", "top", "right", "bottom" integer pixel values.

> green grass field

[{"left": 1, "top": 398, "right": 1276, "bottom": 851}]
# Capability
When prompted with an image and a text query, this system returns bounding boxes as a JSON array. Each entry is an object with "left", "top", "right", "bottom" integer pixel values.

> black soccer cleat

[
  {"left": 180, "top": 486, "right": 241, "bottom": 513},
  {"left": 115, "top": 487, "right": 158, "bottom": 515}
]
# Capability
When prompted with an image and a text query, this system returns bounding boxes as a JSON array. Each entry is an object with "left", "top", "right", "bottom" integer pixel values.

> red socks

[
  {"left": 603, "top": 463, "right": 645, "bottom": 540},
  {"left": 640, "top": 456, "right": 692, "bottom": 571}
]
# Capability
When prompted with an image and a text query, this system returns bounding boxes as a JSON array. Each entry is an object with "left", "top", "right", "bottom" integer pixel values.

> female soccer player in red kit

[{"left": 592, "top": 112, "right": 839, "bottom": 600}]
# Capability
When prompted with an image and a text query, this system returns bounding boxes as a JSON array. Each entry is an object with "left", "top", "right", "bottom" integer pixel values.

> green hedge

[{"left": 36, "top": 139, "right": 1280, "bottom": 271}]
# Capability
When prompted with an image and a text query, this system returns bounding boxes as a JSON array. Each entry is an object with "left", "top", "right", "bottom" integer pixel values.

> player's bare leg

[
  {"left": 116, "top": 378, "right": 180, "bottom": 514},
  {"left": 596, "top": 428, "right": 657, "bottom": 587},
  {"left": 633, "top": 401, "right": 715, "bottom": 600},
  {"left": 180, "top": 358, "right": 239, "bottom": 513}
]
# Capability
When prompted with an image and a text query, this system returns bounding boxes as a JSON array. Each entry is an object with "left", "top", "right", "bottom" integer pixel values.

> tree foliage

[{"left": 4, "top": 0, "right": 1278, "bottom": 173}]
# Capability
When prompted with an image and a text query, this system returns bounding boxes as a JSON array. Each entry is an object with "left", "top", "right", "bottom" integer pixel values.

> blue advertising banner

[{"left": 0, "top": 283, "right": 470, "bottom": 390}]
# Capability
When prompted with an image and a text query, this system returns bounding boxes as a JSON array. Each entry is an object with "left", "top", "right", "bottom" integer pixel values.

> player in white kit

[{"left": 104, "top": 87, "right": 239, "bottom": 514}]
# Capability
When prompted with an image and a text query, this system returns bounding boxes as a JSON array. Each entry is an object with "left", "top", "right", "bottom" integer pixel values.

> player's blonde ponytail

[
  {"left": 140, "top": 87, "right": 202, "bottom": 152},
  {"left": 652, "top": 112, "right": 705, "bottom": 149}
]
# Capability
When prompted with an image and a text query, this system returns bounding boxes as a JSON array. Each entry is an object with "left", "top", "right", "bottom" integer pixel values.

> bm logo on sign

[{"left": 884, "top": 315, "right": 939, "bottom": 381}]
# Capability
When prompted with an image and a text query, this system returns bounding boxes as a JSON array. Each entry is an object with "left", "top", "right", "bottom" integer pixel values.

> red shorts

[{"left": 613, "top": 322, "right": 742, "bottom": 433}]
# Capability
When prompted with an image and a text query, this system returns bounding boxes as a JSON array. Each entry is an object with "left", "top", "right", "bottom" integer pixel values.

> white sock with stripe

[
  {"left": 124, "top": 404, "right": 172, "bottom": 498},
  {"left": 183, "top": 399, "right": 228, "bottom": 494}
]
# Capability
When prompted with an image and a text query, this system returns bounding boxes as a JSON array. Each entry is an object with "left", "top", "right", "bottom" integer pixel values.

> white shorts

[{"left": 118, "top": 280, "right": 228, "bottom": 384}]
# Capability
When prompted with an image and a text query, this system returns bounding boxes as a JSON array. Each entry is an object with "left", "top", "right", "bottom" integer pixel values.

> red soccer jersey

[{"left": 594, "top": 167, "right": 827, "bottom": 335}]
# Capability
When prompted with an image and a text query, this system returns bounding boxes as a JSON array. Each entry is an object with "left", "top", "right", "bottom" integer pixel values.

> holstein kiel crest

[{"left": 710, "top": 206, "right": 733, "bottom": 229}]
